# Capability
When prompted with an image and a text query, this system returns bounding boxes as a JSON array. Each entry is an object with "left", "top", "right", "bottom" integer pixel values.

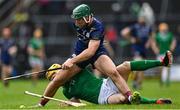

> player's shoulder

[{"left": 91, "top": 17, "right": 104, "bottom": 29}]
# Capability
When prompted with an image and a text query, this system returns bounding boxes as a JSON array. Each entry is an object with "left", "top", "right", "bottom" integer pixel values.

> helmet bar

[{"left": 83, "top": 16, "right": 91, "bottom": 23}]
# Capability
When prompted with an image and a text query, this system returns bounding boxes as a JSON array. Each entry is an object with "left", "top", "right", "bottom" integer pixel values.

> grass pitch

[{"left": 0, "top": 79, "right": 180, "bottom": 109}]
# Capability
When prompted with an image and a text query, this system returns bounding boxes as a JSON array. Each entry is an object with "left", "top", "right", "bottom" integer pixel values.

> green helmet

[{"left": 71, "top": 4, "right": 92, "bottom": 19}]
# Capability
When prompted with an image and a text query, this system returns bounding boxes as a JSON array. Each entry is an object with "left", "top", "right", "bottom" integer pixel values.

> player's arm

[
  {"left": 39, "top": 46, "right": 46, "bottom": 59},
  {"left": 8, "top": 40, "right": 17, "bottom": 56},
  {"left": 121, "top": 27, "right": 131, "bottom": 39},
  {"left": 39, "top": 64, "right": 70, "bottom": 106},
  {"left": 27, "top": 45, "right": 41, "bottom": 57},
  {"left": 62, "top": 39, "right": 100, "bottom": 69},
  {"left": 170, "top": 38, "right": 177, "bottom": 52},
  {"left": 71, "top": 39, "right": 100, "bottom": 64},
  {"left": 8, "top": 45, "right": 17, "bottom": 56},
  {"left": 151, "top": 35, "right": 159, "bottom": 55},
  {"left": 145, "top": 31, "right": 155, "bottom": 49},
  {"left": 103, "top": 39, "right": 114, "bottom": 58},
  {"left": 121, "top": 27, "right": 138, "bottom": 44}
]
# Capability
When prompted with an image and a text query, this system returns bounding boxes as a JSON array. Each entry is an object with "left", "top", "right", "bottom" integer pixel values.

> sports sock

[
  {"left": 124, "top": 91, "right": 132, "bottom": 103},
  {"left": 130, "top": 60, "right": 162, "bottom": 71},
  {"left": 140, "top": 96, "right": 157, "bottom": 104}
]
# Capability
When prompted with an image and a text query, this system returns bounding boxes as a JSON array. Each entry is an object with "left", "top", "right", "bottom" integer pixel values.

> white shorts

[
  {"left": 29, "top": 57, "right": 43, "bottom": 68},
  {"left": 98, "top": 78, "right": 120, "bottom": 104}
]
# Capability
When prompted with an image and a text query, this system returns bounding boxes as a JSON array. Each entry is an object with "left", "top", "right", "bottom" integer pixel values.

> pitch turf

[{"left": 0, "top": 79, "right": 180, "bottom": 109}]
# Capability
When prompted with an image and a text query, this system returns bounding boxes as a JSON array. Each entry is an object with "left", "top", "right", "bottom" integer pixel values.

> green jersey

[
  {"left": 63, "top": 69, "right": 103, "bottom": 104},
  {"left": 28, "top": 37, "right": 44, "bottom": 57},
  {"left": 155, "top": 32, "right": 173, "bottom": 54}
]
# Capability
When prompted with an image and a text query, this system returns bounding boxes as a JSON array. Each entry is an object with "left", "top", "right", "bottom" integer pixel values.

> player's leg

[
  {"left": 116, "top": 61, "right": 131, "bottom": 81},
  {"left": 132, "top": 54, "right": 144, "bottom": 89},
  {"left": 107, "top": 93, "right": 126, "bottom": 104},
  {"left": 98, "top": 77, "right": 127, "bottom": 104},
  {"left": 166, "top": 67, "right": 171, "bottom": 86},
  {"left": 98, "top": 76, "right": 141, "bottom": 105},
  {"left": 156, "top": 54, "right": 164, "bottom": 86},
  {"left": 131, "top": 51, "right": 172, "bottom": 70},
  {"left": 158, "top": 53, "right": 171, "bottom": 86},
  {"left": 132, "top": 51, "right": 172, "bottom": 88},
  {"left": 108, "top": 94, "right": 172, "bottom": 104},
  {"left": 40, "top": 64, "right": 81, "bottom": 106},
  {"left": 31, "top": 64, "right": 42, "bottom": 85},
  {"left": 116, "top": 60, "right": 162, "bottom": 82},
  {"left": 140, "top": 96, "right": 157, "bottom": 104},
  {"left": 94, "top": 55, "right": 132, "bottom": 97},
  {"left": 140, "top": 96, "right": 172, "bottom": 104},
  {"left": 116, "top": 51, "right": 172, "bottom": 82},
  {"left": 108, "top": 92, "right": 141, "bottom": 104},
  {"left": 1, "top": 64, "right": 12, "bottom": 87},
  {"left": 108, "top": 93, "right": 172, "bottom": 104},
  {"left": 32, "top": 58, "right": 43, "bottom": 85}
]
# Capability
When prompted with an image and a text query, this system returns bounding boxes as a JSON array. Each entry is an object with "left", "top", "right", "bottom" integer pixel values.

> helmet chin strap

[{"left": 83, "top": 15, "right": 91, "bottom": 23}]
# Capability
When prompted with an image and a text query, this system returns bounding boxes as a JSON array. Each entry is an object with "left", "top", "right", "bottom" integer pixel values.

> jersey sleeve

[{"left": 90, "top": 25, "right": 104, "bottom": 40}]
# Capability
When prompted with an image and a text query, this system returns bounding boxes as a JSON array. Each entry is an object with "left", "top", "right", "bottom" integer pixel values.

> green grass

[{"left": 0, "top": 79, "right": 180, "bottom": 109}]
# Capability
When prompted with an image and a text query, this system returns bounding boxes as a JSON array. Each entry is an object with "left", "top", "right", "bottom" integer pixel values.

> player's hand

[
  {"left": 130, "top": 37, "right": 141, "bottom": 44},
  {"left": 130, "top": 37, "right": 136, "bottom": 44},
  {"left": 62, "top": 59, "right": 74, "bottom": 70},
  {"left": 8, "top": 46, "right": 17, "bottom": 56}
]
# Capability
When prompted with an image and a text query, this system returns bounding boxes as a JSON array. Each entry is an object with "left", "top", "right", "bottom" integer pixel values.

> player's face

[
  {"left": 2, "top": 28, "right": 11, "bottom": 38},
  {"left": 138, "top": 17, "right": 146, "bottom": 25},
  {"left": 34, "top": 29, "right": 42, "bottom": 38},
  {"left": 75, "top": 18, "right": 87, "bottom": 28},
  {"left": 159, "top": 24, "right": 169, "bottom": 33}
]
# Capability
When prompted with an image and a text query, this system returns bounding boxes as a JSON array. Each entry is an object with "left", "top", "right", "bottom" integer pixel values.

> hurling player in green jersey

[
  {"left": 28, "top": 27, "right": 45, "bottom": 85},
  {"left": 151, "top": 23, "right": 176, "bottom": 86},
  {"left": 44, "top": 51, "right": 172, "bottom": 106}
]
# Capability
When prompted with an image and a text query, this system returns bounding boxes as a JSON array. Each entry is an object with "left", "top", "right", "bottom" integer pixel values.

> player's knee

[
  {"left": 117, "top": 61, "right": 131, "bottom": 72},
  {"left": 122, "top": 61, "right": 130, "bottom": 67}
]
